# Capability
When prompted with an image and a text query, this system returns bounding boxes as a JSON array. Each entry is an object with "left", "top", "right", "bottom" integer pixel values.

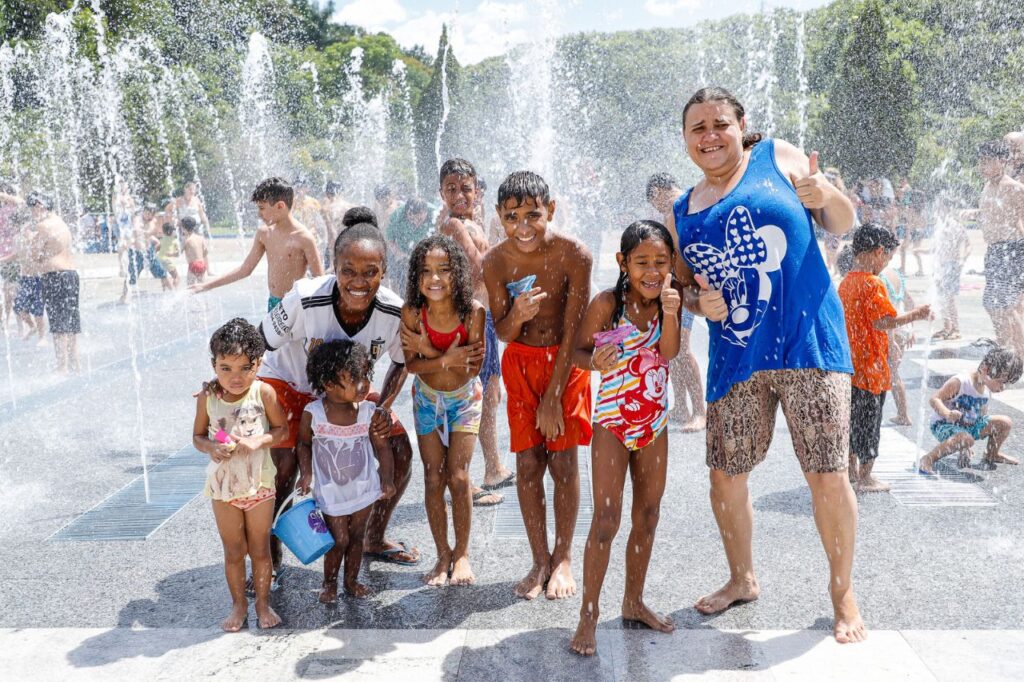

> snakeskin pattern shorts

[{"left": 706, "top": 369, "right": 851, "bottom": 476}]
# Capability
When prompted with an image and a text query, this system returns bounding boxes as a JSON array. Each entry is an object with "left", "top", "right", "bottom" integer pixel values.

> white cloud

[
  {"left": 334, "top": 0, "right": 408, "bottom": 28},
  {"left": 643, "top": 0, "right": 701, "bottom": 18},
  {"left": 333, "top": 0, "right": 534, "bottom": 65}
]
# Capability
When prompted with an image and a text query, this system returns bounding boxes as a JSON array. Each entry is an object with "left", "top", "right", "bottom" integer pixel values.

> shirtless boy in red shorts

[{"left": 483, "top": 170, "right": 593, "bottom": 600}]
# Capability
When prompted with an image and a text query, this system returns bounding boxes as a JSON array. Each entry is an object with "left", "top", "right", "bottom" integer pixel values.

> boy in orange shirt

[{"left": 838, "top": 224, "right": 930, "bottom": 492}]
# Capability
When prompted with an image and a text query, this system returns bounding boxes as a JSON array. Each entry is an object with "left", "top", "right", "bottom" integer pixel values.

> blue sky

[{"left": 323, "top": 0, "right": 832, "bottom": 63}]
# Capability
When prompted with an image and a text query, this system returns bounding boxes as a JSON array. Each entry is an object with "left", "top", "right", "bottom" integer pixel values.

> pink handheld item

[{"left": 593, "top": 324, "right": 636, "bottom": 347}]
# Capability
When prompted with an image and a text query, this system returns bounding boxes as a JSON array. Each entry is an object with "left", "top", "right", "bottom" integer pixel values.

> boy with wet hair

[
  {"left": 438, "top": 158, "right": 515, "bottom": 504},
  {"left": 838, "top": 224, "right": 930, "bottom": 493},
  {"left": 919, "top": 346, "right": 1022, "bottom": 474},
  {"left": 191, "top": 176, "right": 323, "bottom": 312},
  {"left": 971, "top": 140, "right": 1024, "bottom": 355},
  {"left": 483, "top": 170, "right": 593, "bottom": 600}
]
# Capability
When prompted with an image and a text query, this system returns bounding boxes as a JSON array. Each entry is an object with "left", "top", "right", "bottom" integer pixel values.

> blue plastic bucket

[{"left": 271, "top": 492, "right": 335, "bottom": 565}]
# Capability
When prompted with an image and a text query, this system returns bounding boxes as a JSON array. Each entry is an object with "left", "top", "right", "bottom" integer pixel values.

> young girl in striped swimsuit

[{"left": 570, "top": 220, "right": 683, "bottom": 656}]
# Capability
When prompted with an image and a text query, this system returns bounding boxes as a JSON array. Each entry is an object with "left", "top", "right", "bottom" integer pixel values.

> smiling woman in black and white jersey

[{"left": 257, "top": 222, "right": 421, "bottom": 578}]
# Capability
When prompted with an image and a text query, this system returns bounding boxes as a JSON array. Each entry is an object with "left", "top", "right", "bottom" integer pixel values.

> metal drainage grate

[
  {"left": 493, "top": 449, "right": 594, "bottom": 540},
  {"left": 50, "top": 447, "right": 208, "bottom": 541},
  {"left": 874, "top": 429, "right": 996, "bottom": 507}
]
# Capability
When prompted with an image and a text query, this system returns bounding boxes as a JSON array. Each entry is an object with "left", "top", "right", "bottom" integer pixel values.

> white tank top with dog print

[
  {"left": 204, "top": 381, "right": 276, "bottom": 502},
  {"left": 306, "top": 399, "right": 382, "bottom": 517}
]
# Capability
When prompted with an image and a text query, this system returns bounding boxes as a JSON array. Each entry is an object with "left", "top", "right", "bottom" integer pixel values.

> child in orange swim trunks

[{"left": 483, "top": 170, "right": 593, "bottom": 602}]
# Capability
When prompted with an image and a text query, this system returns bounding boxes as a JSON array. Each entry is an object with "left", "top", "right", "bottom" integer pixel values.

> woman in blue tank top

[{"left": 665, "top": 87, "right": 865, "bottom": 644}]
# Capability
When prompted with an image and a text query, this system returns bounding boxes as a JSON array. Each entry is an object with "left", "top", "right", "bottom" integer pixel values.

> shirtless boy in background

[
  {"left": 968, "top": 141, "right": 1024, "bottom": 354},
  {"left": 483, "top": 170, "right": 593, "bottom": 600},
  {"left": 191, "top": 177, "right": 323, "bottom": 311},
  {"left": 438, "top": 159, "right": 515, "bottom": 502}
]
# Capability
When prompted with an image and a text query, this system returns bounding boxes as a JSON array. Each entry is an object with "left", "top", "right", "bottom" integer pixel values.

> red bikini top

[{"left": 421, "top": 307, "right": 467, "bottom": 353}]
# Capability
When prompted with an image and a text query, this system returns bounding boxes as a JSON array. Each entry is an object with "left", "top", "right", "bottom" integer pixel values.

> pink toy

[
  {"left": 214, "top": 430, "right": 236, "bottom": 450},
  {"left": 593, "top": 324, "right": 636, "bottom": 347}
]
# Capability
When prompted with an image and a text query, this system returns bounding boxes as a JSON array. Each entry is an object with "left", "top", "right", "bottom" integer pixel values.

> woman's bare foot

[
  {"left": 682, "top": 415, "right": 707, "bottom": 433},
  {"left": 986, "top": 452, "right": 1019, "bottom": 465},
  {"left": 423, "top": 551, "right": 452, "bottom": 587},
  {"left": 570, "top": 616, "right": 599, "bottom": 656},
  {"left": 450, "top": 555, "right": 475, "bottom": 586},
  {"left": 514, "top": 562, "right": 549, "bottom": 600},
  {"left": 833, "top": 589, "right": 867, "bottom": 643},
  {"left": 889, "top": 415, "right": 912, "bottom": 426},
  {"left": 255, "top": 600, "right": 281, "bottom": 629},
  {"left": 857, "top": 475, "right": 892, "bottom": 493},
  {"left": 221, "top": 601, "right": 248, "bottom": 632},
  {"left": 622, "top": 601, "right": 675, "bottom": 633},
  {"left": 318, "top": 579, "right": 338, "bottom": 604},
  {"left": 344, "top": 581, "right": 372, "bottom": 598},
  {"left": 546, "top": 558, "right": 577, "bottom": 600},
  {"left": 694, "top": 577, "right": 760, "bottom": 615}
]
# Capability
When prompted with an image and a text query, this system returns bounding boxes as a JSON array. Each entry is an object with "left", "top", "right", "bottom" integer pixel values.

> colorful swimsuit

[
  {"left": 411, "top": 307, "right": 483, "bottom": 446},
  {"left": 593, "top": 316, "right": 670, "bottom": 451}
]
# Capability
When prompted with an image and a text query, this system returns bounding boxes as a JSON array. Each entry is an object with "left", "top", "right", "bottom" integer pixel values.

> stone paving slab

[{"left": 1, "top": 627, "right": 1020, "bottom": 681}]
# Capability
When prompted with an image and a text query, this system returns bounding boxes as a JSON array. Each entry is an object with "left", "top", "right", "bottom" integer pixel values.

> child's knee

[
  {"left": 423, "top": 467, "right": 446, "bottom": 492},
  {"left": 991, "top": 415, "right": 1012, "bottom": 433},
  {"left": 223, "top": 540, "right": 248, "bottom": 564},
  {"left": 591, "top": 509, "right": 621, "bottom": 543},
  {"left": 632, "top": 503, "right": 661, "bottom": 533},
  {"left": 446, "top": 466, "right": 471, "bottom": 492}
]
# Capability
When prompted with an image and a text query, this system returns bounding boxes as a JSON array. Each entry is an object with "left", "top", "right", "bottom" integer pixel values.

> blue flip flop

[
  {"left": 917, "top": 468, "right": 937, "bottom": 478},
  {"left": 365, "top": 540, "right": 421, "bottom": 566}
]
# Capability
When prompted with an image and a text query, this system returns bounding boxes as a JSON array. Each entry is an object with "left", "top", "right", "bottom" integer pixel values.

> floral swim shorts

[
  {"left": 706, "top": 369, "right": 851, "bottom": 476},
  {"left": 412, "top": 376, "right": 483, "bottom": 447}
]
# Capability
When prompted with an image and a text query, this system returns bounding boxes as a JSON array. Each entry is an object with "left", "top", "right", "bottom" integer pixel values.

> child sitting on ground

[
  {"left": 192, "top": 318, "right": 288, "bottom": 631},
  {"left": 482, "top": 170, "right": 593, "bottom": 600},
  {"left": 838, "top": 224, "right": 930, "bottom": 493},
  {"left": 919, "top": 346, "right": 1022, "bottom": 474},
  {"left": 570, "top": 220, "right": 681, "bottom": 656},
  {"left": 296, "top": 339, "right": 396, "bottom": 603},
  {"left": 182, "top": 216, "right": 208, "bottom": 286},
  {"left": 400, "top": 234, "right": 487, "bottom": 586}
]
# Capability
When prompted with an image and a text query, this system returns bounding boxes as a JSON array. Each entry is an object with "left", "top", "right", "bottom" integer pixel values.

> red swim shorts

[{"left": 501, "top": 342, "right": 592, "bottom": 454}]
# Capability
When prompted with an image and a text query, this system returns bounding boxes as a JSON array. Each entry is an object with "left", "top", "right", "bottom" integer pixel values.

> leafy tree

[{"left": 819, "top": 0, "right": 919, "bottom": 182}]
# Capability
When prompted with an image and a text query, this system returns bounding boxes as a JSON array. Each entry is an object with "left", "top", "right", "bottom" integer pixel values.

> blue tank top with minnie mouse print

[{"left": 674, "top": 139, "right": 852, "bottom": 403}]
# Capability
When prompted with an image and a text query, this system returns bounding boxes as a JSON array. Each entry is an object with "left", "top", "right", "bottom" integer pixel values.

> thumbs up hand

[
  {"left": 793, "top": 150, "right": 829, "bottom": 210},
  {"left": 659, "top": 272, "right": 681, "bottom": 316},
  {"left": 695, "top": 273, "right": 728, "bottom": 322}
]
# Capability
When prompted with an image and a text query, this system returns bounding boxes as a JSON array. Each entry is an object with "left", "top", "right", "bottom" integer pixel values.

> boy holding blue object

[{"left": 483, "top": 170, "right": 593, "bottom": 600}]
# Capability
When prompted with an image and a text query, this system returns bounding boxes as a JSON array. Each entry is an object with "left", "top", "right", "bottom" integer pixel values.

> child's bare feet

[
  {"left": 694, "top": 576, "right": 760, "bottom": 615},
  {"left": 546, "top": 558, "right": 576, "bottom": 600},
  {"left": 986, "top": 452, "right": 1019, "bottom": 466},
  {"left": 318, "top": 578, "right": 338, "bottom": 604},
  {"left": 857, "top": 475, "right": 891, "bottom": 493},
  {"left": 423, "top": 550, "right": 452, "bottom": 587},
  {"left": 221, "top": 601, "right": 248, "bottom": 632},
  {"left": 344, "top": 581, "right": 372, "bottom": 598},
  {"left": 570, "top": 615, "right": 599, "bottom": 656},
  {"left": 255, "top": 600, "right": 281, "bottom": 629},
  {"left": 622, "top": 600, "right": 675, "bottom": 633},
  {"left": 450, "top": 555, "right": 475, "bottom": 586},
  {"left": 514, "top": 562, "right": 549, "bottom": 600},
  {"left": 832, "top": 589, "right": 867, "bottom": 643},
  {"left": 682, "top": 415, "right": 707, "bottom": 432},
  {"left": 889, "top": 415, "right": 912, "bottom": 426}
]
